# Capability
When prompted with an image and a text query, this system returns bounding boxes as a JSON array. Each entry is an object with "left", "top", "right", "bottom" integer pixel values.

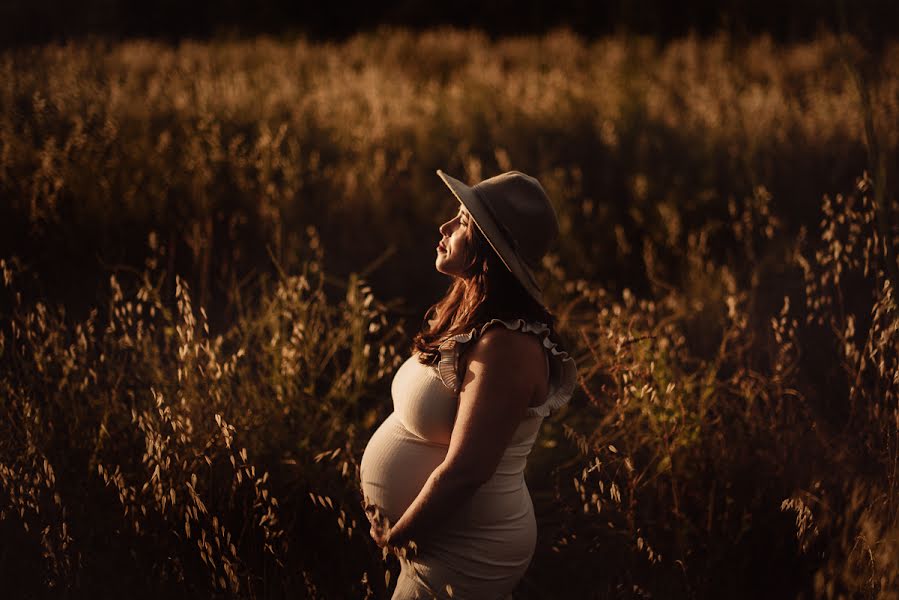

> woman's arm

[{"left": 383, "top": 327, "right": 546, "bottom": 548}]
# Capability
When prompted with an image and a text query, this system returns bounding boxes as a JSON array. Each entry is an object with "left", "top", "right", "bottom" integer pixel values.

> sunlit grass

[{"left": 0, "top": 29, "right": 897, "bottom": 598}]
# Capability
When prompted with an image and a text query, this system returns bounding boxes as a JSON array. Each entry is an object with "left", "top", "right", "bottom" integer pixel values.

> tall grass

[
  {"left": 0, "top": 229, "right": 406, "bottom": 596},
  {"left": 1, "top": 31, "right": 896, "bottom": 314},
  {"left": 1, "top": 29, "right": 897, "bottom": 598},
  {"left": 540, "top": 172, "right": 898, "bottom": 598}
]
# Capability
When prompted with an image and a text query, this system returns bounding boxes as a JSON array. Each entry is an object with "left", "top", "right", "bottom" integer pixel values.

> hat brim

[{"left": 436, "top": 169, "right": 544, "bottom": 305}]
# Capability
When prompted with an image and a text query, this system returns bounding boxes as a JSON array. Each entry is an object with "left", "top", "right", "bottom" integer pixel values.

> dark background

[{"left": 1, "top": 0, "right": 897, "bottom": 47}]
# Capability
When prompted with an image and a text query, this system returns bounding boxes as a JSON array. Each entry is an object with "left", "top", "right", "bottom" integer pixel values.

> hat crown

[{"left": 472, "top": 171, "right": 559, "bottom": 268}]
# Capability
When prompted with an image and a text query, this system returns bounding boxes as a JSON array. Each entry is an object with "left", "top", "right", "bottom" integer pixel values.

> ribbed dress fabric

[{"left": 360, "top": 318, "right": 578, "bottom": 600}]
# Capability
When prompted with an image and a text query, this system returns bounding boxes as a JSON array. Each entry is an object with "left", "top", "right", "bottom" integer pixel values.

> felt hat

[{"left": 436, "top": 169, "right": 559, "bottom": 305}]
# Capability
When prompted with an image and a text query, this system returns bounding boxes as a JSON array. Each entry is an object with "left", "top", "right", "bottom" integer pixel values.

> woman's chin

[{"left": 434, "top": 259, "right": 460, "bottom": 278}]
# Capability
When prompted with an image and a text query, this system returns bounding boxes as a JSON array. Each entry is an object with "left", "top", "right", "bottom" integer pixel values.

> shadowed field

[{"left": 1, "top": 30, "right": 898, "bottom": 598}]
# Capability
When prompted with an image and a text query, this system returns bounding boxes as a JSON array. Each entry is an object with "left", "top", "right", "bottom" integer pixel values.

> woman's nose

[{"left": 439, "top": 220, "right": 451, "bottom": 236}]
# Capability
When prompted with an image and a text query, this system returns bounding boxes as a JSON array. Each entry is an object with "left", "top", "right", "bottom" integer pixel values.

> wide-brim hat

[{"left": 436, "top": 169, "right": 560, "bottom": 305}]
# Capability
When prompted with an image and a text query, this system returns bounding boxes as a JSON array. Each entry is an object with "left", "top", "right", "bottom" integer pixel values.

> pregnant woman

[{"left": 360, "top": 169, "right": 578, "bottom": 599}]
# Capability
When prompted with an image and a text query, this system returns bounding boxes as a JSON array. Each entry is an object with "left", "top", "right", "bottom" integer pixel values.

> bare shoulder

[
  {"left": 462, "top": 325, "right": 546, "bottom": 379},
  {"left": 477, "top": 325, "right": 544, "bottom": 353}
]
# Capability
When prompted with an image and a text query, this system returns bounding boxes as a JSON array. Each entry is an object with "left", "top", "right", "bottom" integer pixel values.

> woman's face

[{"left": 436, "top": 205, "right": 475, "bottom": 277}]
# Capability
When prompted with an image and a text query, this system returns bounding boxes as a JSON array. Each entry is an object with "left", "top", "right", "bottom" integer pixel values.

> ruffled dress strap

[{"left": 435, "top": 318, "right": 578, "bottom": 418}]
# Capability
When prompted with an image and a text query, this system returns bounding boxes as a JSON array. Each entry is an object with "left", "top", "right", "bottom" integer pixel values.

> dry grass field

[{"left": 1, "top": 29, "right": 898, "bottom": 598}]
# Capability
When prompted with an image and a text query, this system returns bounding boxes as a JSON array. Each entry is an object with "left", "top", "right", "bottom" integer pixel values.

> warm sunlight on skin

[
  {"left": 449, "top": 326, "right": 550, "bottom": 474},
  {"left": 435, "top": 206, "right": 475, "bottom": 277},
  {"left": 383, "top": 326, "right": 549, "bottom": 548}
]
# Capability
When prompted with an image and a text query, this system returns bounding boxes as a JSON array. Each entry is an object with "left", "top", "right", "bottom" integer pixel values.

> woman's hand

[
  {"left": 364, "top": 503, "right": 394, "bottom": 548},
  {"left": 364, "top": 503, "right": 416, "bottom": 556},
  {"left": 369, "top": 519, "right": 392, "bottom": 548}
]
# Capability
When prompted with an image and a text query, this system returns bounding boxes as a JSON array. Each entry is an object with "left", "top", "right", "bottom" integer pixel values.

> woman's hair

[{"left": 413, "top": 219, "right": 559, "bottom": 365}]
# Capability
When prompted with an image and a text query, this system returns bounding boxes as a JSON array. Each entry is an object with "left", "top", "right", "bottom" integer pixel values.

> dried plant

[{"left": 1, "top": 30, "right": 898, "bottom": 599}]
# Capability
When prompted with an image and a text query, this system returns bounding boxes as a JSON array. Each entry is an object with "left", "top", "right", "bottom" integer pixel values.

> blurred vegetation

[{"left": 1, "top": 30, "right": 898, "bottom": 598}]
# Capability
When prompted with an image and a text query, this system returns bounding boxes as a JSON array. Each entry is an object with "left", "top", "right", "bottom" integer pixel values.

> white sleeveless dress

[{"left": 360, "top": 318, "right": 578, "bottom": 599}]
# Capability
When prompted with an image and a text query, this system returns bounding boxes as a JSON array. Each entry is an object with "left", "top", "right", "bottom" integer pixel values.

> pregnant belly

[{"left": 360, "top": 412, "right": 448, "bottom": 524}]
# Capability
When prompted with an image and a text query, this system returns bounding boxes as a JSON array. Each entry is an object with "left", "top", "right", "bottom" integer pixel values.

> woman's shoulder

[
  {"left": 434, "top": 317, "right": 577, "bottom": 416},
  {"left": 458, "top": 320, "right": 547, "bottom": 378},
  {"left": 470, "top": 321, "right": 545, "bottom": 355}
]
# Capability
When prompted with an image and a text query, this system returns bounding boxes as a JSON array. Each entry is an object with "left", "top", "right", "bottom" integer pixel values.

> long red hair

[{"left": 413, "top": 218, "right": 560, "bottom": 365}]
